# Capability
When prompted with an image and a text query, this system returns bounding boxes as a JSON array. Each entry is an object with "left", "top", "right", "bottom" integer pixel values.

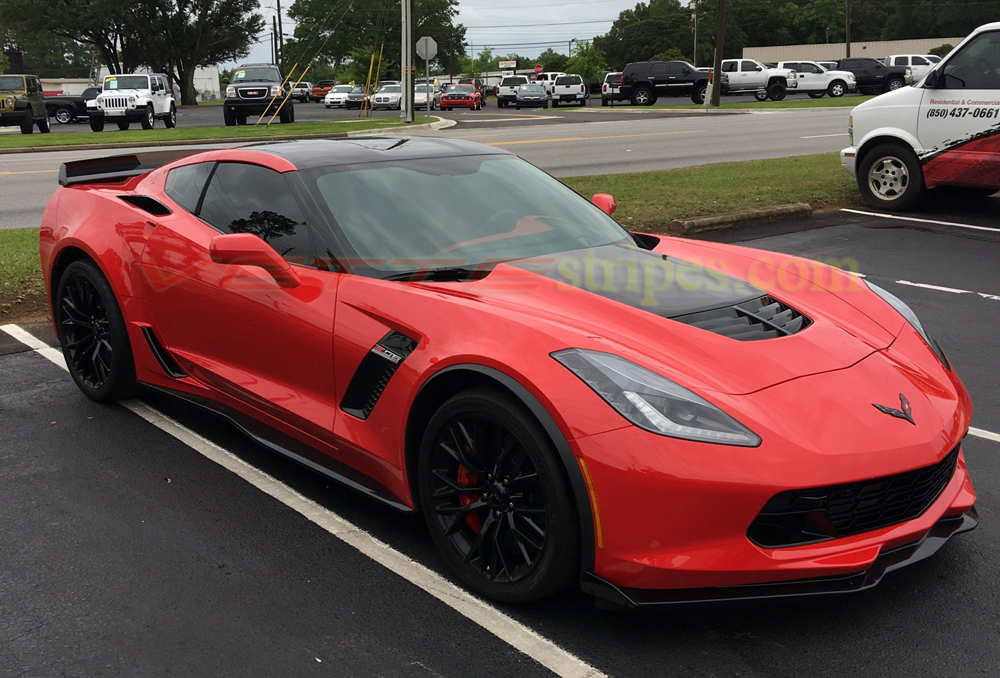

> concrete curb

[
  {"left": 668, "top": 203, "right": 813, "bottom": 235},
  {"left": 0, "top": 117, "right": 454, "bottom": 155}
]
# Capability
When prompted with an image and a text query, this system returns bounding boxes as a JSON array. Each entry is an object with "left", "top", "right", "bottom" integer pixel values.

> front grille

[
  {"left": 238, "top": 87, "right": 267, "bottom": 99},
  {"left": 102, "top": 96, "right": 128, "bottom": 110},
  {"left": 672, "top": 294, "right": 810, "bottom": 341},
  {"left": 748, "top": 445, "right": 960, "bottom": 548}
]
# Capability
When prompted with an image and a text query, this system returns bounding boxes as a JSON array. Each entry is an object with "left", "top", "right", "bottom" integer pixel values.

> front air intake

[{"left": 671, "top": 295, "right": 810, "bottom": 341}]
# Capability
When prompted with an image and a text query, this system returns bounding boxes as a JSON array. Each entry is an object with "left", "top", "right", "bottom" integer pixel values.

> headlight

[
  {"left": 226, "top": 85, "right": 236, "bottom": 97},
  {"left": 270, "top": 85, "right": 280, "bottom": 97},
  {"left": 3, "top": 96, "right": 13, "bottom": 107},
  {"left": 128, "top": 96, "right": 136, "bottom": 104},
  {"left": 864, "top": 281, "right": 950, "bottom": 369},
  {"left": 553, "top": 349, "right": 761, "bottom": 446}
]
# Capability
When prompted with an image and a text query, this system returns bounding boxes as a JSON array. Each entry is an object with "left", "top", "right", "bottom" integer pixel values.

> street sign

[
  {"left": 534, "top": 64, "right": 543, "bottom": 74},
  {"left": 416, "top": 36, "right": 438, "bottom": 61},
  {"left": 499, "top": 60, "right": 517, "bottom": 69}
]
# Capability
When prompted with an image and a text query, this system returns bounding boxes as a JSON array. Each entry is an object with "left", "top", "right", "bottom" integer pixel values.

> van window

[{"left": 942, "top": 30, "right": 1000, "bottom": 89}]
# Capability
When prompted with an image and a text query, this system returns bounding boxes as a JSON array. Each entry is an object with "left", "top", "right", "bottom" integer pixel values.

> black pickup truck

[
  {"left": 836, "top": 58, "right": 910, "bottom": 94},
  {"left": 619, "top": 60, "right": 727, "bottom": 105},
  {"left": 44, "top": 87, "right": 102, "bottom": 124}
]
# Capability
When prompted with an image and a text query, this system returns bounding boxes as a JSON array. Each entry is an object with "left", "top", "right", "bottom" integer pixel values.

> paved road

[
  {"left": 2, "top": 205, "right": 998, "bottom": 677},
  {"left": 0, "top": 109, "right": 849, "bottom": 230}
]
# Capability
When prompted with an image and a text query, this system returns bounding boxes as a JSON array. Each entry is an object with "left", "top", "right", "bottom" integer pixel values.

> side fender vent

[
  {"left": 118, "top": 195, "right": 172, "bottom": 216},
  {"left": 341, "top": 331, "right": 418, "bottom": 420},
  {"left": 141, "top": 327, "right": 187, "bottom": 378}
]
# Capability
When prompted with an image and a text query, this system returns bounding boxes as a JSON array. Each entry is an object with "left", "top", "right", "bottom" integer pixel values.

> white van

[{"left": 841, "top": 22, "right": 1000, "bottom": 210}]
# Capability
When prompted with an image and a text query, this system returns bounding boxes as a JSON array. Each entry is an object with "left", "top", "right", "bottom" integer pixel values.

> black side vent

[
  {"left": 671, "top": 295, "right": 810, "bottom": 341},
  {"left": 341, "top": 331, "right": 418, "bottom": 420},
  {"left": 118, "top": 195, "right": 172, "bottom": 216},
  {"left": 141, "top": 327, "right": 187, "bottom": 378}
]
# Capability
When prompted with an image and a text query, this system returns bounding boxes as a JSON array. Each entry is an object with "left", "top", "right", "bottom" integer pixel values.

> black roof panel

[{"left": 245, "top": 137, "right": 509, "bottom": 170}]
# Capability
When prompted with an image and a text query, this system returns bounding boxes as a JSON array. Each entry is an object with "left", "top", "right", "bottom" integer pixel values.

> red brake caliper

[{"left": 457, "top": 463, "right": 483, "bottom": 533}]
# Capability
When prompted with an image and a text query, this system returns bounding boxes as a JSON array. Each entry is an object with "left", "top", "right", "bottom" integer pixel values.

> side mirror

[
  {"left": 592, "top": 193, "right": 617, "bottom": 216},
  {"left": 682, "top": 68, "right": 691, "bottom": 75},
  {"left": 222, "top": 77, "right": 231, "bottom": 85},
  {"left": 755, "top": 66, "right": 763, "bottom": 71},
  {"left": 209, "top": 233, "right": 301, "bottom": 288}
]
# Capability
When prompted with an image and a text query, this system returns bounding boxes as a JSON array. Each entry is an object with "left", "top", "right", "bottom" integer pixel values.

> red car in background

[
  {"left": 440, "top": 84, "right": 481, "bottom": 111},
  {"left": 40, "top": 138, "right": 977, "bottom": 609}
]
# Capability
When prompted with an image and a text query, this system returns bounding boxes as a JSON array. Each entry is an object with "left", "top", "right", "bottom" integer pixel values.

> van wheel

[
  {"left": 858, "top": 143, "right": 924, "bottom": 211},
  {"left": 767, "top": 82, "right": 787, "bottom": 101},
  {"left": 631, "top": 88, "right": 653, "bottom": 106},
  {"left": 828, "top": 81, "right": 847, "bottom": 97}
]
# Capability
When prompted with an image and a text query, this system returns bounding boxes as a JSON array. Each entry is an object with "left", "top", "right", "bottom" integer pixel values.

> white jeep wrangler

[{"left": 90, "top": 73, "right": 177, "bottom": 132}]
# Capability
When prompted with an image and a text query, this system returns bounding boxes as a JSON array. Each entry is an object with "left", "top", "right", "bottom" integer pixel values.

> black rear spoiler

[{"left": 58, "top": 149, "right": 205, "bottom": 187}]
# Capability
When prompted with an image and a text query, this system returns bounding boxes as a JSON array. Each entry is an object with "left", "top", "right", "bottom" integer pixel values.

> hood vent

[{"left": 671, "top": 295, "right": 810, "bottom": 341}]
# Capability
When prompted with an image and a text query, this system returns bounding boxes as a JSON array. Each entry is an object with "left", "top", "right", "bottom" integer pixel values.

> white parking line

[
  {"left": 970, "top": 427, "right": 1000, "bottom": 444},
  {"left": 896, "top": 280, "right": 974, "bottom": 294},
  {"left": 0, "top": 323, "right": 608, "bottom": 678},
  {"left": 841, "top": 208, "right": 1000, "bottom": 234},
  {"left": 800, "top": 133, "right": 848, "bottom": 139}
]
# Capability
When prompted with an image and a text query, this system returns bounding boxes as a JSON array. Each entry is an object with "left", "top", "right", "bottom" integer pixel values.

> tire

[
  {"left": 55, "top": 259, "right": 137, "bottom": 402},
  {"left": 141, "top": 105, "right": 154, "bottom": 130},
  {"left": 753, "top": 90, "right": 769, "bottom": 102},
  {"left": 417, "top": 387, "right": 579, "bottom": 604},
  {"left": 808, "top": 92, "right": 826, "bottom": 99},
  {"left": 828, "top": 81, "right": 847, "bottom": 98},
  {"left": 515, "top": 104, "right": 520, "bottom": 110},
  {"left": 602, "top": 98, "right": 608, "bottom": 107},
  {"left": 54, "top": 107, "right": 74, "bottom": 124},
  {"left": 325, "top": 104, "right": 331, "bottom": 109},
  {"left": 37, "top": 110, "right": 50, "bottom": 133},
  {"left": 580, "top": 98, "right": 586, "bottom": 106},
  {"left": 117, "top": 120, "right": 130, "bottom": 131},
  {"left": 236, "top": 114, "right": 247, "bottom": 125},
  {"left": 20, "top": 109, "right": 33, "bottom": 134},
  {"left": 887, "top": 77, "right": 905, "bottom": 92},
  {"left": 631, "top": 88, "right": 654, "bottom": 106},
  {"left": 857, "top": 143, "right": 925, "bottom": 211},
  {"left": 279, "top": 104, "right": 292, "bottom": 124},
  {"left": 163, "top": 104, "right": 177, "bottom": 128},
  {"left": 223, "top": 106, "right": 236, "bottom": 126},
  {"left": 767, "top": 81, "right": 787, "bottom": 101},
  {"left": 691, "top": 85, "right": 707, "bottom": 105},
  {"left": 552, "top": 99, "right": 559, "bottom": 107},
  {"left": 89, "top": 116, "right": 104, "bottom": 132},
  {"left": 543, "top": 102, "right": 548, "bottom": 109}
]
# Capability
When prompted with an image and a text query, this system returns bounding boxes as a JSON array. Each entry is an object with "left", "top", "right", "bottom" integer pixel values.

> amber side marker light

[{"left": 576, "top": 457, "right": 605, "bottom": 549}]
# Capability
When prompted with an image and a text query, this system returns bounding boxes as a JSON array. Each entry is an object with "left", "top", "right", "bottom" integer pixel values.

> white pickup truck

[
  {"left": 776, "top": 61, "right": 857, "bottom": 98},
  {"left": 495, "top": 75, "right": 529, "bottom": 108},
  {"left": 720, "top": 59, "right": 797, "bottom": 101},
  {"left": 551, "top": 74, "right": 588, "bottom": 106}
]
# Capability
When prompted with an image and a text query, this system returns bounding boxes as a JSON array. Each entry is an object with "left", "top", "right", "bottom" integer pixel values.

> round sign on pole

[
  {"left": 416, "top": 36, "right": 438, "bottom": 61},
  {"left": 534, "top": 64, "right": 544, "bottom": 75}
]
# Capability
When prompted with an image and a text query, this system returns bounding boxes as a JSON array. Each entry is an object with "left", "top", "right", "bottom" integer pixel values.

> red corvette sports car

[
  {"left": 41, "top": 138, "right": 977, "bottom": 608},
  {"left": 440, "top": 85, "right": 482, "bottom": 110}
]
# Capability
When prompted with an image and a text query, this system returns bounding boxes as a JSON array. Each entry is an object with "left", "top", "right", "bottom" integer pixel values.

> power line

[{"left": 462, "top": 18, "right": 616, "bottom": 28}]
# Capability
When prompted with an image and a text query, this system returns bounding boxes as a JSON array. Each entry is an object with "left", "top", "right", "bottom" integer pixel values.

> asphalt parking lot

[{"left": 2, "top": 200, "right": 998, "bottom": 677}]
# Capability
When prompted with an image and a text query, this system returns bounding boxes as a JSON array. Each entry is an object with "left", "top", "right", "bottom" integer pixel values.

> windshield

[
  {"left": 332, "top": 85, "right": 352, "bottom": 93},
  {"left": 104, "top": 75, "right": 148, "bottom": 90},
  {"left": 305, "top": 155, "right": 630, "bottom": 276},
  {"left": 520, "top": 85, "right": 544, "bottom": 93},
  {"left": 234, "top": 67, "right": 281, "bottom": 83},
  {"left": 379, "top": 85, "right": 401, "bottom": 93},
  {"left": 0, "top": 76, "right": 24, "bottom": 90},
  {"left": 447, "top": 85, "right": 474, "bottom": 93},
  {"left": 927, "top": 55, "right": 942, "bottom": 63},
  {"left": 415, "top": 85, "right": 435, "bottom": 93}
]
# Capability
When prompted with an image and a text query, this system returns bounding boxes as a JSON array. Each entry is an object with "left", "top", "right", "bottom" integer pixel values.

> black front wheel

[
  {"left": 117, "top": 120, "right": 130, "bottom": 131},
  {"left": 164, "top": 104, "right": 177, "bottom": 128},
  {"left": 418, "top": 387, "right": 578, "bottom": 604},
  {"left": 55, "top": 260, "right": 136, "bottom": 401},
  {"left": 767, "top": 81, "right": 787, "bottom": 101}
]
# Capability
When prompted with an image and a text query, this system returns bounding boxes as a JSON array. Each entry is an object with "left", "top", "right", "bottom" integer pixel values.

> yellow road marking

[
  {"left": 0, "top": 169, "right": 58, "bottom": 175},
  {"left": 484, "top": 129, "right": 704, "bottom": 146}
]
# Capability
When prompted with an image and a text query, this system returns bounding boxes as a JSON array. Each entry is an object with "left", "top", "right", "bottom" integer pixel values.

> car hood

[
  {"left": 826, "top": 69, "right": 856, "bottom": 79},
  {"left": 410, "top": 241, "right": 897, "bottom": 395}
]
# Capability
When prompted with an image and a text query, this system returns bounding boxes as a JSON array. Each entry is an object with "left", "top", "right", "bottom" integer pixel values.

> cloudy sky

[{"left": 242, "top": 0, "right": 643, "bottom": 66}]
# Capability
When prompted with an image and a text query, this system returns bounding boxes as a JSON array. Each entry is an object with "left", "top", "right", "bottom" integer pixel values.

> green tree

[
  {"left": 929, "top": 43, "right": 954, "bottom": 58},
  {"left": 565, "top": 41, "right": 607, "bottom": 83},
  {"left": 536, "top": 48, "right": 569, "bottom": 72},
  {"left": 0, "top": 50, "right": 8, "bottom": 74}
]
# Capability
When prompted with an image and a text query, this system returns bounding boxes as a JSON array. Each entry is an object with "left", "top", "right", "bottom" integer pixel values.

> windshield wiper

[{"left": 380, "top": 266, "right": 485, "bottom": 282}]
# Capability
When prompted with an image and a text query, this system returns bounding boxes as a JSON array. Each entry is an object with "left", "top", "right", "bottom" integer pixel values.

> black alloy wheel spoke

[
  {"left": 430, "top": 415, "right": 548, "bottom": 585},
  {"left": 59, "top": 274, "right": 113, "bottom": 389}
]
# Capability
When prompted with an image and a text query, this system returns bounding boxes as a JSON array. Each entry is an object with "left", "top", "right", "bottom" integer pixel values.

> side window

[
  {"left": 894, "top": 57, "right": 908, "bottom": 66},
  {"left": 913, "top": 56, "right": 929, "bottom": 66},
  {"left": 740, "top": 61, "right": 757, "bottom": 72},
  {"left": 198, "top": 162, "right": 314, "bottom": 265},
  {"left": 805, "top": 64, "right": 821, "bottom": 74},
  {"left": 650, "top": 63, "right": 669, "bottom": 75},
  {"left": 942, "top": 31, "right": 1000, "bottom": 89},
  {"left": 165, "top": 162, "right": 214, "bottom": 214},
  {"left": 722, "top": 61, "right": 737, "bottom": 73}
]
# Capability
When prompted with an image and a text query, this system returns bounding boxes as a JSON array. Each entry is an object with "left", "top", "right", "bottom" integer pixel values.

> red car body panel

[
  {"left": 40, "top": 141, "right": 977, "bottom": 605},
  {"left": 441, "top": 88, "right": 481, "bottom": 109}
]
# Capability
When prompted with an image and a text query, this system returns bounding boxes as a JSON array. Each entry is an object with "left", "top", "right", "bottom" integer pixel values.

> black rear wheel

[
  {"left": 418, "top": 387, "right": 578, "bottom": 603},
  {"left": 55, "top": 260, "right": 136, "bottom": 401}
]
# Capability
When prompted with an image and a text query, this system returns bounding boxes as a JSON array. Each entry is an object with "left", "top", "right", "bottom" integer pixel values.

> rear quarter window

[{"left": 165, "top": 162, "right": 214, "bottom": 214}]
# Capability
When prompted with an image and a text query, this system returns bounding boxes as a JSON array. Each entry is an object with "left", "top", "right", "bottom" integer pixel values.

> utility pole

[
  {"left": 276, "top": 0, "right": 285, "bottom": 71},
  {"left": 709, "top": 0, "right": 726, "bottom": 107},
  {"left": 401, "top": 0, "right": 414, "bottom": 123},
  {"left": 272, "top": 17, "right": 278, "bottom": 64},
  {"left": 845, "top": 0, "right": 852, "bottom": 58},
  {"left": 692, "top": 0, "right": 698, "bottom": 68}
]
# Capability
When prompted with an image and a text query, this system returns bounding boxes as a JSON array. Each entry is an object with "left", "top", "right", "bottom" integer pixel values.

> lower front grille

[{"left": 748, "top": 445, "right": 960, "bottom": 548}]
